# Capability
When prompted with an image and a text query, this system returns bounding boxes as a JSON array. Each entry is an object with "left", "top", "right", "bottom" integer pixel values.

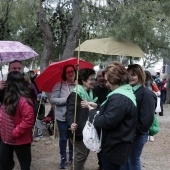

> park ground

[{"left": 14, "top": 103, "right": 170, "bottom": 170}]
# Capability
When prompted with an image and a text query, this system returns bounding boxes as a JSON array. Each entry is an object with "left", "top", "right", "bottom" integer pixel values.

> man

[
  {"left": 93, "top": 69, "right": 110, "bottom": 170},
  {"left": 0, "top": 60, "right": 23, "bottom": 105},
  {"left": 93, "top": 69, "right": 110, "bottom": 104}
]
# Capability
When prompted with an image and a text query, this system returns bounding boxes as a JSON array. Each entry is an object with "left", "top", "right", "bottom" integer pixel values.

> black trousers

[{"left": 0, "top": 139, "right": 31, "bottom": 170}]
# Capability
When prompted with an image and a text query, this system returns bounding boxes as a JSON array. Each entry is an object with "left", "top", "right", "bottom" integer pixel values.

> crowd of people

[{"left": 0, "top": 59, "right": 167, "bottom": 170}]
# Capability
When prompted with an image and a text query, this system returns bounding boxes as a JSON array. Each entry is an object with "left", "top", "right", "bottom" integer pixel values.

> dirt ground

[{"left": 14, "top": 103, "right": 170, "bottom": 170}]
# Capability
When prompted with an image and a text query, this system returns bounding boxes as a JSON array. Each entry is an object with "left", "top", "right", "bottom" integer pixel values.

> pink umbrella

[
  {"left": 0, "top": 41, "right": 38, "bottom": 63},
  {"left": 0, "top": 41, "right": 38, "bottom": 79}
]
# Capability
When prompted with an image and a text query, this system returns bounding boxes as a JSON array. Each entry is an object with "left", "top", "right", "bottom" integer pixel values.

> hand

[
  {"left": 0, "top": 81, "right": 6, "bottom": 90},
  {"left": 81, "top": 100, "right": 88, "bottom": 108},
  {"left": 71, "top": 123, "right": 78, "bottom": 132},
  {"left": 88, "top": 102, "right": 97, "bottom": 108}
]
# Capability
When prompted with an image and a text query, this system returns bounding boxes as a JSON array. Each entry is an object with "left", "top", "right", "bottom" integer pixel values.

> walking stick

[
  {"left": 33, "top": 96, "right": 42, "bottom": 138},
  {"left": 72, "top": 39, "right": 81, "bottom": 170}
]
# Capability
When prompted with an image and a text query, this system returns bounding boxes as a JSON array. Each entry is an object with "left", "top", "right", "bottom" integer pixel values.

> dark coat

[
  {"left": 134, "top": 86, "right": 156, "bottom": 135},
  {"left": 93, "top": 85, "right": 109, "bottom": 104},
  {"left": 0, "top": 89, "right": 5, "bottom": 106},
  {"left": 66, "top": 91, "right": 98, "bottom": 141},
  {"left": 89, "top": 93, "right": 137, "bottom": 165},
  {"left": 34, "top": 101, "right": 45, "bottom": 120}
]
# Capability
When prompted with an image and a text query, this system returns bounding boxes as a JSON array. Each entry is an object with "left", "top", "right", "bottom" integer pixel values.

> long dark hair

[
  {"left": 4, "top": 71, "right": 36, "bottom": 115},
  {"left": 145, "top": 70, "right": 153, "bottom": 87}
]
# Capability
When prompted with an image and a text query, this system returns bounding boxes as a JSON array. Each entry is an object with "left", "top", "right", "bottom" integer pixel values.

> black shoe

[
  {"left": 60, "top": 158, "right": 66, "bottom": 169},
  {"left": 159, "top": 112, "right": 163, "bottom": 116}
]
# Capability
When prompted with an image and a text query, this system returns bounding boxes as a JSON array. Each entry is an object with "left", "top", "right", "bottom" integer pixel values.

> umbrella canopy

[
  {"left": 0, "top": 41, "right": 38, "bottom": 63},
  {"left": 35, "top": 57, "right": 93, "bottom": 92},
  {"left": 74, "top": 38, "right": 145, "bottom": 58}
]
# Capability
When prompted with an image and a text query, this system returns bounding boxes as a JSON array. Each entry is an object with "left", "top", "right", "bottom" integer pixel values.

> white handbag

[{"left": 82, "top": 111, "right": 102, "bottom": 153}]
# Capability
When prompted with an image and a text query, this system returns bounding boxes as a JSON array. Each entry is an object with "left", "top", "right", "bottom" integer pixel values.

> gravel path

[{"left": 13, "top": 104, "right": 170, "bottom": 170}]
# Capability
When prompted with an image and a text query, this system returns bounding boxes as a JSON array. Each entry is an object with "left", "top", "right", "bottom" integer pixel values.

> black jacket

[
  {"left": 93, "top": 85, "right": 109, "bottom": 104},
  {"left": 135, "top": 86, "right": 156, "bottom": 135},
  {"left": 0, "top": 89, "right": 5, "bottom": 106},
  {"left": 89, "top": 93, "right": 137, "bottom": 165},
  {"left": 66, "top": 91, "right": 98, "bottom": 141}
]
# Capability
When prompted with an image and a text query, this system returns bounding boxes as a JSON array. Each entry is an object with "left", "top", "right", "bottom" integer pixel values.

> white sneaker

[{"left": 149, "top": 136, "right": 154, "bottom": 142}]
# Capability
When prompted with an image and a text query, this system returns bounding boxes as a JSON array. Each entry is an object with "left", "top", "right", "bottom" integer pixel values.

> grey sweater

[{"left": 50, "top": 81, "right": 75, "bottom": 121}]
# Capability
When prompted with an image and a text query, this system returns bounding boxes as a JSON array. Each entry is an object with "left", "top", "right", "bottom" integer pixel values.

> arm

[
  {"left": 13, "top": 99, "right": 35, "bottom": 138},
  {"left": 137, "top": 89, "right": 155, "bottom": 132},
  {"left": 50, "top": 82, "right": 67, "bottom": 106},
  {"left": 91, "top": 95, "right": 127, "bottom": 129},
  {"left": 66, "top": 92, "right": 78, "bottom": 131}
]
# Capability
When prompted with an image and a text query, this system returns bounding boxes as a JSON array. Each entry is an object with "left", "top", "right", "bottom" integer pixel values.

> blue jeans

[
  {"left": 161, "top": 90, "right": 166, "bottom": 104},
  {"left": 57, "top": 120, "right": 73, "bottom": 160},
  {"left": 102, "top": 156, "right": 121, "bottom": 170},
  {"left": 120, "top": 134, "right": 148, "bottom": 170}
]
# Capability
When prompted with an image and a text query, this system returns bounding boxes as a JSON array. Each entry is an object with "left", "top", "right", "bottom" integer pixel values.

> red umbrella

[{"left": 35, "top": 57, "right": 93, "bottom": 92}]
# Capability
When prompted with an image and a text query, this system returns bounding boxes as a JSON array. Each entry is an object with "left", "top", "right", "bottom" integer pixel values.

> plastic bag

[
  {"left": 149, "top": 114, "right": 159, "bottom": 136},
  {"left": 83, "top": 112, "right": 101, "bottom": 153},
  {"left": 155, "top": 97, "right": 161, "bottom": 113}
]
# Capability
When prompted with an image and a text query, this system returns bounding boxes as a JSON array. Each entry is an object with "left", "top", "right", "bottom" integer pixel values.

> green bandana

[
  {"left": 72, "top": 85, "right": 98, "bottom": 102},
  {"left": 101, "top": 84, "right": 136, "bottom": 106}
]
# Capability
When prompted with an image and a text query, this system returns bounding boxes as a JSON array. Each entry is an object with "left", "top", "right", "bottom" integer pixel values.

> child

[{"left": 35, "top": 93, "right": 45, "bottom": 138}]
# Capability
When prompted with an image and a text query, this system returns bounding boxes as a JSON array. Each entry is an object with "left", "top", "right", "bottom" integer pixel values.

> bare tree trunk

[
  {"left": 62, "top": 0, "right": 82, "bottom": 60},
  {"left": 37, "top": 1, "right": 54, "bottom": 72}
]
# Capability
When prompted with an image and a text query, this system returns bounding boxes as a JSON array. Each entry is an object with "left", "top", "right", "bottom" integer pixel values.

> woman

[
  {"left": 66, "top": 68, "right": 98, "bottom": 170},
  {"left": 145, "top": 70, "right": 160, "bottom": 142},
  {"left": 50, "top": 64, "right": 76, "bottom": 169},
  {"left": 121, "top": 64, "right": 156, "bottom": 170},
  {"left": 87, "top": 62, "right": 137, "bottom": 170},
  {"left": 0, "top": 71, "right": 36, "bottom": 170}
]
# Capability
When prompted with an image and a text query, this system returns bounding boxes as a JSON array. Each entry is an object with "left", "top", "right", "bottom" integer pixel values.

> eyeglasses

[
  {"left": 66, "top": 70, "right": 75, "bottom": 74},
  {"left": 87, "top": 77, "right": 96, "bottom": 82}
]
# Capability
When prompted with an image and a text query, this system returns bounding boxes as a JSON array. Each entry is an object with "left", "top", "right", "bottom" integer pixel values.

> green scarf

[
  {"left": 72, "top": 85, "right": 98, "bottom": 102},
  {"left": 132, "top": 84, "right": 142, "bottom": 92},
  {"left": 101, "top": 84, "right": 136, "bottom": 106}
]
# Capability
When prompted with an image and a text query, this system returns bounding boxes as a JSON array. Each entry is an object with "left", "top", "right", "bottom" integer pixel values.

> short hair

[
  {"left": 9, "top": 60, "right": 22, "bottom": 68},
  {"left": 78, "top": 68, "right": 96, "bottom": 85},
  {"left": 127, "top": 64, "right": 146, "bottom": 85},
  {"left": 104, "top": 62, "right": 130, "bottom": 86},
  {"left": 61, "top": 64, "right": 76, "bottom": 81}
]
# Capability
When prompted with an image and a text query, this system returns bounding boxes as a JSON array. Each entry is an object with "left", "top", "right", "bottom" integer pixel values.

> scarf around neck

[
  {"left": 72, "top": 85, "right": 98, "bottom": 102},
  {"left": 101, "top": 84, "right": 136, "bottom": 106},
  {"left": 132, "top": 84, "right": 142, "bottom": 92}
]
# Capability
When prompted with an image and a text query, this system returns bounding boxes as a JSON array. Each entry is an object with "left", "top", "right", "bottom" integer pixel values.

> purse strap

[{"left": 91, "top": 111, "right": 102, "bottom": 148}]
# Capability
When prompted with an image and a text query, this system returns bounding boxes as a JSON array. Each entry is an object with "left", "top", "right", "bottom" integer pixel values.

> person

[
  {"left": 86, "top": 62, "right": 137, "bottom": 170},
  {"left": 121, "top": 64, "right": 156, "bottom": 170},
  {"left": 154, "top": 72, "right": 162, "bottom": 89},
  {"left": 0, "top": 60, "right": 23, "bottom": 105},
  {"left": 0, "top": 60, "right": 25, "bottom": 169},
  {"left": 93, "top": 69, "right": 110, "bottom": 104},
  {"left": 145, "top": 70, "right": 160, "bottom": 142},
  {"left": 66, "top": 68, "right": 98, "bottom": 170},
  {"left": 34, "top": 93, "right": 46, "bottom": 139},
  {"left": 50, "top": 64, "right": 76, "bottom": 169},
  {"left": 27, "top": 70, "right": 41, "bottom": 94},
  {"left": 161, "top": 77, "right": 167, "bottom": 104},
  {"left": 0, "top": 71, "right": 36, "bottom": 170},
  {"left": 93, "top": 69, "right": 110, "bottom": 170}
]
